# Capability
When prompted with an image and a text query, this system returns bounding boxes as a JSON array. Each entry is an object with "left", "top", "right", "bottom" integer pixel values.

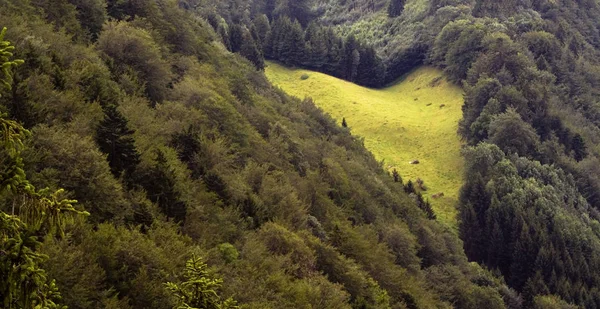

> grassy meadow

[{"left": 265, "top": 61, "right": 464, "bottom": 228}]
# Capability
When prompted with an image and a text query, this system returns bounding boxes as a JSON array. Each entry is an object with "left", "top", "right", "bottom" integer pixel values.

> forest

[{"left": 2, "top": 0, "right": 600, "bottom": 308}]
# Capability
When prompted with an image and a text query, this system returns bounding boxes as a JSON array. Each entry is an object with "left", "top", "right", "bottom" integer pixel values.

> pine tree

[
  {"left": 343, "top": 35, "right": 360, "bottom": 82},
  {"left": 342, "top": 117, "right": 348, "bottom": 128},
  {"left": 388, "top": 0, "right": 406, "bottom": 17},
  {"left": 404, "top": 180, "right": 415, "bottom": 194},
  {"left": 229, "top": 23, "right": 244, "bottom": 53},
  {"left": 252, "top": 14, "right": 271, "bottom": 50},
  {"left": 421, "top": 199, "right": 436, "bottom": 220},
  {"left": 95, "top": 104, "right": 141, "bottom": 182},
  {"left": 240, "top": 29, "right": 265, "bottom": 70},
  {"left": 571, "top": 133, "right": 586, "bottom": 161},
  {"left": 140, "top": 150, "right": 187, "bottom": 222},
  {"left": 304, "top": 22, "right": 328, "bottom": 70},
  {"left": 392, "top": 168, "right": 402, "bottom": 183},
  {"left": 280, "top": 18, "right": 306, "bottom": 66},
  {"left": 356, "top": 45, "right": 385, "bottom": 87},
  {"left": 165, "top": 255, "right": 238, "bottom": 309}
]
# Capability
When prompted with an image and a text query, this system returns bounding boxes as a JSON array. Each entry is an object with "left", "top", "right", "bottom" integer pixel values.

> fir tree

[
  {"left": 356, "top": 46, "right": 385, "bottom": 87},
  {"left": 252, "top": 14, "right": 271, "bottom": 50},
  {"left": 95, "top": 104, "right": 141, "bottom": 182},
  {"left": 343, "top": 35, "right": 360, "bottom": 82},
  {"left": 571, "top": 133, "right": 586, "bottom": 161},
  {"left": 342, "top": 117, "right": 348, "bottom": 128},
  {"left": 388, "top": 0, "right": 406, "bottom": 17},
  {"left": 229, "top": 23, "right": 244, "bottom": 53},
  {"left": 404, "top": 180, "right": 415, "bottom": 194},
  {"left": 240, "top": 29, "right": 265, "bottom": 70},
  {"left": 141, "top": 150, "right": 187, "bottom": 223},
  {"left": 166, "top": 255, "right": 238, "bottom": 309},
  {"left": 392, "top": 168, "right": 402, "bottom": 183},
  {"left": 421, "top": 199, "right": 436, "bottom": 220}
]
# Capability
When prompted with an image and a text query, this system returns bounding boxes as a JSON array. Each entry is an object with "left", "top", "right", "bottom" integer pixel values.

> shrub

[{"left": 218, "top": 243, "right": 239, "bottom": 264}]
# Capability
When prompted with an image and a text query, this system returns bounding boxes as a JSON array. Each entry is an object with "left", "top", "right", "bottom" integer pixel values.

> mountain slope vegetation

[
  {"left": 0, "top": 0, "right": 520, "bottom": 308},
  {"left": 206, "top": 0, "right": 600, "bottom": 307},
  {"left": 266, "top": 61, "right": 464, "bottom": 227}
]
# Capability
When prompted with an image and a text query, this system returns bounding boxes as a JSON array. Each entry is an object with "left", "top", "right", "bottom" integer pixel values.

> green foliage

[
  {"left": 0, "top": 28, "right": 22, "bottom": 93},
  {"left": 96, "top": 21, "right": 172, "bottom": 104},
  {"left": 533, "top": 295, "right": 578, "bottom": 309},
  {"left": 0, "top": 31, "right": 87, "bottom": 308},
  {"left": 387, "top": 0, "right": 405, "bottom": 18},
  {"left": 139, "top": 150, "right": 187, "bottom": 222},
  {"left": 217, "top": 243, "right": 239, "bottom": 264},
  {"left": 67, "top": 0, "right": 107, "bottom": 40},
  {"left": 166, "top": 255, "right": 238, "bottom": 309},
  {"left": 488, "top": 108, "right": 540, "bottom": 158},
  {"left": 95, "top": 104, "right": 141, "bottom": 181},
  {"left": 0, "top": 1, "right": 526, "bottom": 308}
]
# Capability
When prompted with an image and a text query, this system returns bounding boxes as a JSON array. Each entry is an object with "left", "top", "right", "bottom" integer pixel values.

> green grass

[{"left": 265, "top": 61, "right": 464, "bottom": 228}]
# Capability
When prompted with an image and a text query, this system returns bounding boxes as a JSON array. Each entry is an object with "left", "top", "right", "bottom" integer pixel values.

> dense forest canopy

[
  {"left": 3, "top": 0, "right": 600, "bottom": 308},
  {"left": 205, "top": 1, "right": 600, "bottom": 306},
  {"left": 0, "top": 0, "right": 516, "bottom": 308}
]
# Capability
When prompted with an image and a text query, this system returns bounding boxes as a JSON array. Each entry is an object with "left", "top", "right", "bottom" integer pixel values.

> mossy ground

[{"left": 265, "top": 61, "right": 464, "bottom": 228}]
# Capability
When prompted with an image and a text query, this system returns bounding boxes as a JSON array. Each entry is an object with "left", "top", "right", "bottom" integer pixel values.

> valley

[{"left": 266, "top": 61, "right": 464, "bottom": 227}]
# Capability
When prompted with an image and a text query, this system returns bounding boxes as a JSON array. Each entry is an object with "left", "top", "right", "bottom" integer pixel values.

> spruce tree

[
  {"left": 166, "top": 256, "right": 238, "bottom": 308},
  {"left": 95, "top": 104, "right": 141, "bottom": 182},
  {"left": 392, "top": 168, "right": 402, "bottom": 183},
  {"left": 281, "top": 19, "right": 306, "bottom": 66},
  {"left": 343, "top": 35, "right": 360, "bottom": 82},
  {"left": 252, "top": 14, "right": 271, "bottom": 50},
  {"left": 388, "top": 0, "right": 406, "bottom": 18},
  {"left": 571, "top": 133, "right": 586, "bottom": 161},
  {"left": 240, "top": 29, "right": 265, "bottom": 70},
  {"left": 229, "top": 23, "right": 244, "bottom": 53},
  {"left": 141, "top": 150, "right": 187, "bottom": 222},
  {"left": 404, "top": 180, "right": 415, "bottom": 193},
  {"left": 356, "top": 45, "right": 385, "bottom": 87}
]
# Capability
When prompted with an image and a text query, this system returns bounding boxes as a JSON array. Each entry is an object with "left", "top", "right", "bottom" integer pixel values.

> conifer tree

[
  {"left": 95, "top": 104, "right": 141, "bottom": 182},
  {"left": 252, "top": 14, "right": 271, "bottom": 50},
  {"left": 342, "top": 117, "right": 348, "bottom": 128},
  {"left": 343, "top": 35, "right": 360, "bottom": 82},
  {"left": 421, "top": 199, "right": 436, "bottom": 220},
  {"left": 141, "top": 150, "right": 187, "bottom": 222},
  {"left": 281, "top": 18, "right": 306, "bottom": 66},
  {"left": 356, "top": 46, "right": 385, "bottom": 87},
  {"left": 166, "top": 255, "right": 238, "bottom": 309},
  {"left": 240, "top": 29, "right": 265, "bottom": 70},
  {"left": 388, "top": 0, "right": 406, "bottom": 17},
  {"left": 229, "top": 23, "right": 244, "bottom": 53},
  {"left": 571, "top": 133, "right": 586, "bottom": 161},
  {"left": 404, "top": 180, "right": 415, "bottom": 194},
  {"left": 392, "top": 168, "right": 402, "bottom": 183}
]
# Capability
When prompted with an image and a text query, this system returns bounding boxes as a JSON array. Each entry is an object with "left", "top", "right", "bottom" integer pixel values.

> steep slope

[
  {"left": 0, "top": 0, "right": 516, "bottom": 308},
  {"left": 266, "top": 61, "right": 464, "bottom": 227}
]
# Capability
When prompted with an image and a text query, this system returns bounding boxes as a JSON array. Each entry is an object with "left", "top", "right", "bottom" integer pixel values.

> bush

[
  {"left": 300, "top": 73, "right": 310, "bottom": 80},
  {"left": 218, "top": 243, "right": 239, "bottom": 264}
]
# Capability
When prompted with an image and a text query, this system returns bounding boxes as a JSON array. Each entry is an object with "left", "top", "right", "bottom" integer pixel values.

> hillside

[
  {"left": 266, "top": 61, "right": 464, "bottom": 227},
  {"left": 5, "top": 0, "right": 600, "bottom": 308},
  {"left": 205, "top": 0, "right": 600, "bottom": 307},
  {"left": 0, "top": 0, "right": 516, "bottom": 308}
]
